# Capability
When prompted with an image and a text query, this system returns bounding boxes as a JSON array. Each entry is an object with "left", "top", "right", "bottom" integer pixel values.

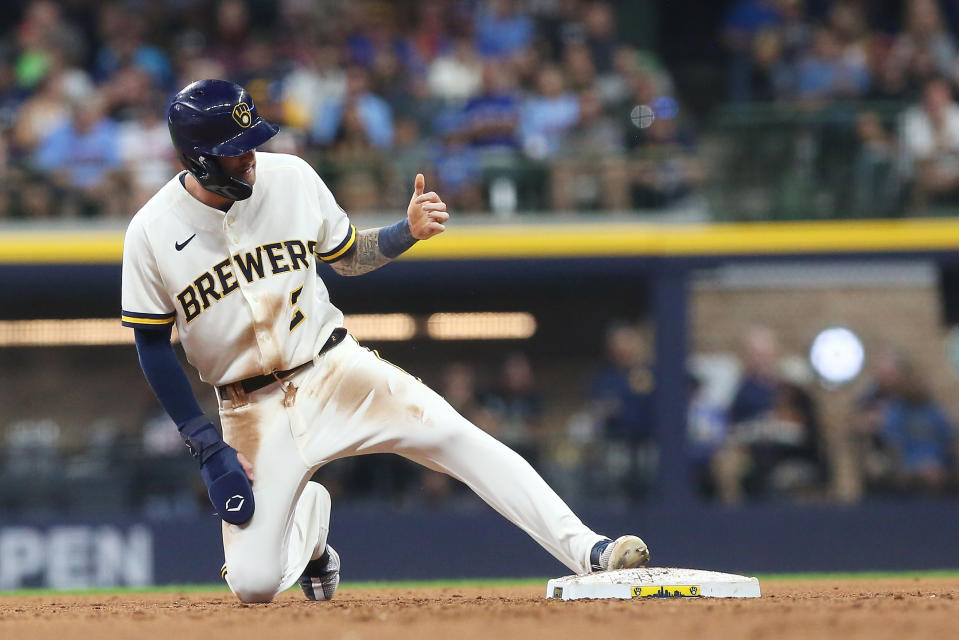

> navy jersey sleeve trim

[
  {"left": 317, "top": 225, "right": 357, "bottom": 263},
  {"left": 122, "top": 309, "right": 176, "bottom": 329}
]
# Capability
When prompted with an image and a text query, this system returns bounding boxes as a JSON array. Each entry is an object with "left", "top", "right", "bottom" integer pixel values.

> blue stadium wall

[{"left": 3, "top": 501, "right": 959, "bottom": 588}]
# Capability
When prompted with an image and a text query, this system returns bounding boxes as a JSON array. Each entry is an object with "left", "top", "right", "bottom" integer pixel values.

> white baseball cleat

[{"left": 590, "top": 535, "right": 650, "bottom": 572}]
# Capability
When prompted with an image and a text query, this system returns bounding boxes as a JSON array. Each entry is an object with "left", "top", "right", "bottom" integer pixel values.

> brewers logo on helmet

[{"left": 232, "top": 103, "right": 252, "bottom": 128}]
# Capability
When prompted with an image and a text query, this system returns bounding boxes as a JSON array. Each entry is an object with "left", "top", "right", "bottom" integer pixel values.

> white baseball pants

[{"left": 218, "top": 335, "right": 606, "bottom": 603}]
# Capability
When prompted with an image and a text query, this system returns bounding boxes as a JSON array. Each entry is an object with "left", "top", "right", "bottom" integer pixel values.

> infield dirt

[{"left": 1, "top": 577, "right": 957, "bottom": 640}]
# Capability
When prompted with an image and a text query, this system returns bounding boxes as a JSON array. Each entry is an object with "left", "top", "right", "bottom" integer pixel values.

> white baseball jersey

[{"left": 121, "top": 152, "right": 357, "bottom": 385}]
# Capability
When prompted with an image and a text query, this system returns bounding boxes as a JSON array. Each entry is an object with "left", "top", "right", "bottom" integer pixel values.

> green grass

[
  {"left": 755, "top": 569, "right": 959, "bottom": 581},
  {"left": 4, "top": 570, "right": 959, "bottom": 598},
  {"left": 0, "top": 583, "right": 232, "bottom": 597},
  {"left": 0, "top": 577, "right": 546, "bottom": 598},
  {"left": 339, "top": 576, "right": 547, "bottom": 590}
]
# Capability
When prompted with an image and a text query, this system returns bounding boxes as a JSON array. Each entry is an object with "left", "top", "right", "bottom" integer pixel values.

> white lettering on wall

[
  {"left": 0, "top": 527, "right": 45, "bottom": 589},
  {"left": 0, "top": 525, "right": 153, "bottom": 589}
]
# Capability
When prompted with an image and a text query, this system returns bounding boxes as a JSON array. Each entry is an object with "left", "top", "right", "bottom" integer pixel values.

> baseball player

[{"left": 121, "top": 79, "right": 649, "bottom": 604}]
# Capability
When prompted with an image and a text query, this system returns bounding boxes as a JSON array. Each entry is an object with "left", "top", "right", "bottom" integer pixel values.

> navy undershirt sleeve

[
  {"left": 378, "top": 218, "right": 418, "bottom": 259},
  {"left": 134, "top": 326, "right": 205, "bottom": 425}
]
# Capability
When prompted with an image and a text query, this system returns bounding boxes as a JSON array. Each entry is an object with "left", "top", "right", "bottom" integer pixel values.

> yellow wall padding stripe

[
  {"left": 5, "top": 219, "right": 959, "bottom": 264},
  {"left": 403, "top": 219, "right": 959, "bottom": 260},
  {"left": 0, "top": 230, "right": 125, "bottom": 263}
]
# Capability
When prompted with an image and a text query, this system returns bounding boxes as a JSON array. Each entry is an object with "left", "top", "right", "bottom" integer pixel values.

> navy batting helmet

[{"left": 168, "top": 79, "right": 279, "bottom": 201}]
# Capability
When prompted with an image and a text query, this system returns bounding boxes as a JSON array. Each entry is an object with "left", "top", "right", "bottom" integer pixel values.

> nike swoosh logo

[{"left": 175, "top": 234, "right": 197, "bottom": 251}]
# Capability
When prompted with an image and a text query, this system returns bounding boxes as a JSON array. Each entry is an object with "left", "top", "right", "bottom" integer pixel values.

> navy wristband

[
  {"left": 178, "top": 416, "right": 227, "bottom": 464},
  {"left": 379, "top": 218, "right": 417, "bottom": 259}
]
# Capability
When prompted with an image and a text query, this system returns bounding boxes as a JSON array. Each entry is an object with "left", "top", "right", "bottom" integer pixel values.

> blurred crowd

[
  {"left": 723, "top": 0, "right": 959, "bottom": 104},
  {"left": 405, "top": 322, "right": 959, "bottom": 507},
  {"left": 693, "top": 325, "right": 958, "bottom": 503},
  {"left": 7, "top": 1, "right": 959, "bottom": 220},
  {"left": 721, "top": 0, "right": 959, "bottom": 215},
  {"left": 2, "top": 318, "right": 958, "bottom": 516},
  {"left": 0, "top": 0, "right": 702, "bottom": 220}
]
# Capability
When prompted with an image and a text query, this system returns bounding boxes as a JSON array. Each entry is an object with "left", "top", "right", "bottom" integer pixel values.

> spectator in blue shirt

[
  {"left": 725, "top": 0, "right": 784, "bottom": 35},
  {"left": 589, "top": 323, "right": 656, "bottom": 500},
  {"left": 475, "top": 0, "right": 533, "bottom": 60},
  {"left": 883, "top": 401, "right": 955, "bottom": 486},
  {"left": 520, "top": 65, "right": 580, "bottom": 159},
  {"left": 878, "top": 360, "right": 957, "bottom": 494},
  {"left": 583, "top": 2, "right": 619, "bottom": 73},
  {"left": 716, "top": 328, "right": 826, "bottom": 503},
  {"left": 796, "top": 25, "right": 869, "bottom": 101},
  {"left": 729, "top": 326, "right": 779, "bottom": 424},
  {"left": 589, "top": 324, "right": 655, "bottom": 444},
  {"left": 687, "top": 372, "right": 729, "bottom": 497},
  {"left": 313, "top": 66, "right": 393, "bottom": 149},
  {"left": 723, "top": 0, "right": 785, "bottom": 101},
  {"left": 430, "top": 111, "right": 484, "bottom": 210},
  {"left": 34, "top": 95, "right": 120, "bottom": 192},
  {"left": 461, "top": 64, "right": 521, "bottom": 151},
  {"left": 94, "top": 10, "right": 173, "bottom": 89},
  {"left": 346, "top": 6, "right": 422, "bottom": 73}
]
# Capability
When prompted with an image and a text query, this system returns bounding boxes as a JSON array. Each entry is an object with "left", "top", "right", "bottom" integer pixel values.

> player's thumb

[{"left": 413, "top": 173, "right": 425, "bottom": 197}]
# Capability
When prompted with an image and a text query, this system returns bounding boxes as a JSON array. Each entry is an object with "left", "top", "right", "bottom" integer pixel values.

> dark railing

[{"left": 705, "top": 100, "right": 916, "bottom": 221}]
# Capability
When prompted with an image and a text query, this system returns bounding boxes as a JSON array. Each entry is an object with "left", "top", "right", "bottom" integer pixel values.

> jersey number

[{"left": 290, "top": 286, "right": 305, "bottom": 332}]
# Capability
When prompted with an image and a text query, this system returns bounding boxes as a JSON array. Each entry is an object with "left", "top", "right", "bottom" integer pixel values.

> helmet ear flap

[
  {"left": 192, "top": 153, "right": 254, "bottom": 201},
  {"left": 195, "top": 154, "right": 218, "bottom": 183},
  {"left": 178, "top": 151, "right": 211, "bottom": 182}
]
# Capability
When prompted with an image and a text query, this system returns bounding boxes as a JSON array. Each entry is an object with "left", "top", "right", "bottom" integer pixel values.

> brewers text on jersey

[{"left": 171, "top": 232, "right": 355, "bottom": 323}]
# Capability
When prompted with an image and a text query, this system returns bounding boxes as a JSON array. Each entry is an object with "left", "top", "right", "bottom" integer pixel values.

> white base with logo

[{"left": 546, "top": 567, "right": 761, "bottom": 600}]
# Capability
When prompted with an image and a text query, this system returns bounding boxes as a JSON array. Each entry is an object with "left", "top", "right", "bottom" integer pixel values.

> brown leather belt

[{"left": 217, "top": 327, "right": 347, "bottom": 397}]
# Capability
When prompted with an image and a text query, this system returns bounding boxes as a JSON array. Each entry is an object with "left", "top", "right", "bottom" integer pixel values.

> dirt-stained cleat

[
  {"left": 299, "top": 545, "right": 340, "bottom": 601},
  {"left": 590, "top": 535, "right": 650, "bottom": 572}
]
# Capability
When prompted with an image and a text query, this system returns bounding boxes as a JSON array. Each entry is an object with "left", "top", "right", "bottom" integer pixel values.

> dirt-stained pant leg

[
  {"left": 294, "top": 338, "right": 606, "bottom": 575},
  {"left": 218, "top": 388, "right": 331, "bottom": 603}
]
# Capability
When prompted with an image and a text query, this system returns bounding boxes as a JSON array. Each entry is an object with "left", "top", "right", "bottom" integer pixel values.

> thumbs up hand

[{"left": 407, "top": 173, "right": 449, "bottom": 240}]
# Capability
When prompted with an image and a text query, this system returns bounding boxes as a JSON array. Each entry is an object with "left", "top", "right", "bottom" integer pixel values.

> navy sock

[
  {"left": 304, "top": 548, "right": 330, "bottom": 575},
  {"left": 590, "top": 539, "right": 612, "bottom": 571}
]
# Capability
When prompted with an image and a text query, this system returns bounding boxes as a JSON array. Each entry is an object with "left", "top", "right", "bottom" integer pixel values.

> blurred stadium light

[
  {"left": 808, "top": 326, "right": 865, "bottom": 386},
  {"left": 427, "top": 312, "right": 537, "bottom": 340},
  {"left": 0, "top": 312, "right": 540, "bottom": 346}
]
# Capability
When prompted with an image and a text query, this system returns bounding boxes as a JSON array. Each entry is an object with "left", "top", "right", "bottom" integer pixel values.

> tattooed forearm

[{"left": 330, "top": 228, "right": 392, "bottom": 276}]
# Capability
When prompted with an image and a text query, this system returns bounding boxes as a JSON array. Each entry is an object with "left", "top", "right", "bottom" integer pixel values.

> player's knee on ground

[{"left": 226, "top": 561, "right": 283, "bottom": 604}]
